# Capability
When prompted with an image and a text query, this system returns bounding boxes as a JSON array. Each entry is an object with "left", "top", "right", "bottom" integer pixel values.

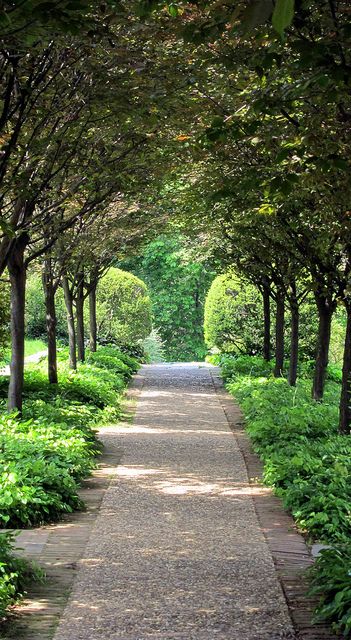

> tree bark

[
  {"left": 42, "top": 258, "right": 58, "bottom": 384},
  {"left": 76, "top": 272, "right": 85, "bottom": 362},
  {"left": 288, "top": 291, "right": 299, "bottom": 387},
  {"left": 8, "top": 234, "right": 29, "bottom": 413},
  {"left": 89, "top": 283, "right": 97, "bottom": 352},
  {"left": 339, "top": 302, "right": 351, "bottom": 434},
  {"left": 312, "top": 294, "right": 335, "bottom": 401},
  {"left": 274, "top": 291, "right": 285, "bottom": 378},
  {"left": 262, "top": 279, "right": 271, "bottom": 361},
  {"left": 62, "top": 276, "right": 77, "bottom": 370}
]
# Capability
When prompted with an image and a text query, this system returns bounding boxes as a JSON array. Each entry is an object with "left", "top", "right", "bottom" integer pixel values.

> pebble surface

[{"left": 53, "top": 363, "right": 296, "bottom": 640}]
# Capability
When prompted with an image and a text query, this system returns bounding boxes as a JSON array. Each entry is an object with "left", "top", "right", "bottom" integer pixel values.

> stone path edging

[{"left": 209, "top": 369, "right": 340, "bottom": 640}]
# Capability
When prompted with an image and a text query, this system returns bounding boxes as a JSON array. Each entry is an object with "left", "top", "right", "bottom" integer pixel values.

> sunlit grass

[
  {"left": 24, "top": 338, "right": 47, "bottom": 357},
  {"left": 0, "top": 338, "right": 47, "bottom": 367}
]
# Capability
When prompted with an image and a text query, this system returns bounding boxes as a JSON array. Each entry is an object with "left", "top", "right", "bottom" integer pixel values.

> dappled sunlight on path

[{"left": 53, "top": 363, "right": 295, "bottom": 640}]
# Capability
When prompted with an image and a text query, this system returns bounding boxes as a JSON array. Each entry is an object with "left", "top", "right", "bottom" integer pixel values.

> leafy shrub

[
  {"left": 222, "top": 356, "right": 351, "bottom": 633},
  {"left": 0, "top": 413, "right": 97, "bottom": 527},
  {"left": 219, "top": 354, "right": 275, "bottom": 381},
  {"left": 96, "top": 267, "right": 152, "bottom": 347},
  {"left": 227, "top": 373, "right": 350, "bottom": 543},
  {"left": 204, "top": 272, "right": 264, "bottom": 356},
  {"left": 0, "top": 531, "right": 42, "bottom": 618},
  {"left": 309, "top": 545, "right": 351, "bottom": 637},
  {"left": 92, "top": 345, "right": 140, "bottom": 373},
  {"left": 86, "top": 351, "right": 131, "bottom": 380},
  {"left": 0, "top": 346, "right": 139, "bottom": 529},
  {"left": 143, "top": 329, "right": 165, "bottom": 363}
]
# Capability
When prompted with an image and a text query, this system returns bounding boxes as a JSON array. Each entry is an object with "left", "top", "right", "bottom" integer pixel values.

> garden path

[{"left": 53, "top": 363, "right": 296, "bottom": 640}]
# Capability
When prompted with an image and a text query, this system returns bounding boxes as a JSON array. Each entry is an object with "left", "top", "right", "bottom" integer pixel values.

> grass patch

[
  {"left": 24, "top": 339, "right": 47, "bottom": 357},
  {"left": 0, "top": 339, "right": 48, "bottom": 368}
]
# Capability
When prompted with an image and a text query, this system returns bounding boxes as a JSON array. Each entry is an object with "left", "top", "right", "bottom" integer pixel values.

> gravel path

[{"left": 53, "top": 363, "right": 295, "bottom": 640}]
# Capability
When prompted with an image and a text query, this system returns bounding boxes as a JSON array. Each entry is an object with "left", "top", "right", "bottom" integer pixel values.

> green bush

[
  {"left": 92, "top": 344, "right": 140, "bottom": 373},
  {"left": 0, "top": 411, "right": 98, "bottom": 527},
  {"left": 0, "top": 347, "right": 138, "bottom": 528},
  {"left": 204, "top": 272, "right": 264, "bottom": 355},
  {"left": 219, "top": 354, "right": 275, "bottom": 381},
  {"left": 309, "top": 545, "right": 351, "bottom": 637},
  {"left": 86, "top": 351, "right": 131, "bottom": 380},
  {"left": 222, "top": 355, "right": 351, "bottom": 634},
  {"left": 227, "top": 373, "right": 350, "bottom": 542},
  {"left": 96, "top": 267, "right": 152, "bottom": 347}
]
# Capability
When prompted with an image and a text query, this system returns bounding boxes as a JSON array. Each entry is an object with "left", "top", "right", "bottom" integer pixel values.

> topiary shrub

[
  {"left": 96, "top": 268, "right": 152, "bottom": 348},
  {"left": 204, "top": 272, "right": 264, "bottom": 355}
]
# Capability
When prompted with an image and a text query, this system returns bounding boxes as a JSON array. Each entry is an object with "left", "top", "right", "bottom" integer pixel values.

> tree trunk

[
  {"left": 288, "top": 294, "right": 299, "bottom": 387},
  {"left": 89, "top": 284, "right": 97, "bottom": 352},
  {"left": 274, "top": 291, "right": 285, "bottom": 378},
  {"left": 62, "top": 276, "right": 77, "bottom": 370},
  {"left": 76, "top": 272, "right": 85, "bottom": 362},
  {"left": 8, "top": 235, "right": 28, "bottom": 413},
  {"left": 312, "top": 294, "right": 335, "bottom": 401},
  {"left": 42, "top": 258, "right": 58, "bottom": 384},
  {"left": 262, "top": 279, "right": 271, "bottom": 361},
  {"left": 339, "top": 302, "right": 351, "bottom": 434}
]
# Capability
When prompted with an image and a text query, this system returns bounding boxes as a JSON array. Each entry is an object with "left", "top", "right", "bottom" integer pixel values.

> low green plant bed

[
  {"left": 219, "top": 354, "right": 351, "bottom": 636},
  {"left": 309, "top": 544, "right": 351, "bottom": 637}
]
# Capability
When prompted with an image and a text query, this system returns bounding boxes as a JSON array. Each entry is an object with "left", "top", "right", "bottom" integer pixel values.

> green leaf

[{"left": 272, "top": 0, "right": 295, "bottom": 37}]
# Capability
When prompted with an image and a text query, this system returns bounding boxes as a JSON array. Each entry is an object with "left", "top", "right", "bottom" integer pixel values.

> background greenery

[{"left": 120, "top": 235, "right": 216, "bottom": 361}]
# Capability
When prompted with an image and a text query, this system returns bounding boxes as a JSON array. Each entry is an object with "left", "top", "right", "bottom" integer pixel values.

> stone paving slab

[{"left": 53, "top": 364, "right": 296, "bottom": 640}]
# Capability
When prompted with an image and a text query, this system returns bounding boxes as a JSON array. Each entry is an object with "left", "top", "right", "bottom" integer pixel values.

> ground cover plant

[
  {"left": 220, "top": 354, "right": 351, "bottom": 636},
  {"left": 0, "top": 531, "right": 42, "bottom": 619},
  {"left": 0, "top": 345, "right": 139, "bottom": 615}
]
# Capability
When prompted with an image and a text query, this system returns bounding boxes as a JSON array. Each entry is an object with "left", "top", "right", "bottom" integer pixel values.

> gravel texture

[{"left": 53, "top": 363, "right": 296, "bottom": 640}]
